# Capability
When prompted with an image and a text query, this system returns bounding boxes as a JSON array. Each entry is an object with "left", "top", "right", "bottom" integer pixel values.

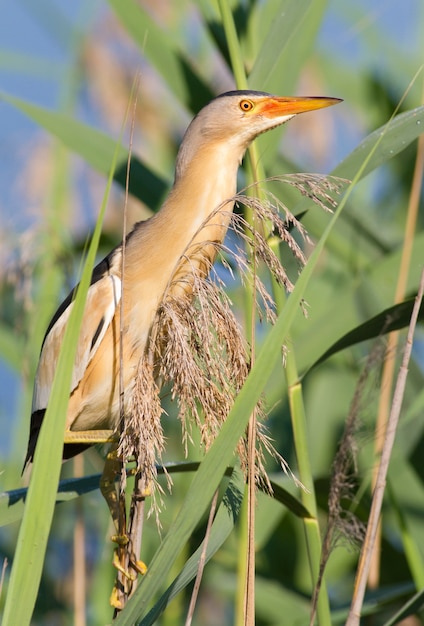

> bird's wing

[{"left": 32, "top": 272, "right": 121, "bottom": 413}]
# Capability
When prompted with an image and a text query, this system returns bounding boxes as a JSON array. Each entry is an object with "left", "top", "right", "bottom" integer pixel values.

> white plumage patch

[{"left": 32, "top": 274, "right": 121, "bottom": 412}]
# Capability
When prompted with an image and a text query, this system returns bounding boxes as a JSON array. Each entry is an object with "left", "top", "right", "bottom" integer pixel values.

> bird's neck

[
  {"left": 123, "top": 140, "right": 244, "bottom": 309},
  {"left": 151, "top": 141, "right": 244, "bottom": 262},
  {"left": 164, "top": 140, "right": 243, "bottom": 228}
]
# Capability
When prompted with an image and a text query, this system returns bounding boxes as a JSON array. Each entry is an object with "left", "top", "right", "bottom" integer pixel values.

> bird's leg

[
  {"left": 100, "top": 444, "right": 132, "bottom": 609},
  {"left": 111, "top": 470, "right": 150, "bottom": 611},
  {"left": 99, "top": 445, "right": 127, "bottom": 542},
  {"left": 64, "top": 425, "right": 135, "bottom": 606},
  {"left": 126, "top": 471, "right": 149, "bottom": 584},
  {"left": 63, "top": 430, "right": 136, "bottom": 606},
  {"left": 100, "top": 445, "right": 149, "bottom": 610}
]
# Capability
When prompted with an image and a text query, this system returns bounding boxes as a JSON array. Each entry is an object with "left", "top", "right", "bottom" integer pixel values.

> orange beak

[{"left": 256, "top": 96, "right": 342, "bottom": 118}]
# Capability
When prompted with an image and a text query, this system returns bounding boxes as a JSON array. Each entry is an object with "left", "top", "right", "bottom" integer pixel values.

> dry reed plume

[{"left": 118, "top": 174, "right": 345, "bottom": 514}]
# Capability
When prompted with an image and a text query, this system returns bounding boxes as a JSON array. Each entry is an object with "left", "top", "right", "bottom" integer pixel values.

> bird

[{"left": 24, "top": 90, "right": 341, "bottom": 469}]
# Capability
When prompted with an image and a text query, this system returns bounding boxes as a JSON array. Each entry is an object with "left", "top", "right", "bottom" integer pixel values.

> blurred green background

[{"left": 1, "top": 1, "right": 424, "bottom": 625}]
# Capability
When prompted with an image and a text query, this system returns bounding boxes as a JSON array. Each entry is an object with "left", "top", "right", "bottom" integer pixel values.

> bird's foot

[
  {"left": 110, "top": 533, "right": 129, "bottom": 546},
  {"left": 111, "top": 538, "right": 148, "bottom": 576},
  {"left": 112, "top": 550, "right": 139, "bottom": 580},
  {"left": 110, "top": 586, "right": 123, "bottom": 610},
  {"left": 109, "top": 546, "right": 148, "bottom": 608}
]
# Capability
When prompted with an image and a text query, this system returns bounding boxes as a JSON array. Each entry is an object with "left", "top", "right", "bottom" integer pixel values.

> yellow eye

[{"left": 239, "top": 99, "right": 254, "bottom": 112}]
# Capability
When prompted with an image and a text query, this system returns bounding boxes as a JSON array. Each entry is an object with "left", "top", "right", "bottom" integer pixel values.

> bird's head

[{"left": 175, "top": 90, "right": 341, "bottom": 179}]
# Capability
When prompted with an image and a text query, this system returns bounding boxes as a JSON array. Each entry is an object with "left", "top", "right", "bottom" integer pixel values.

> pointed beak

[{"left": 257, "top": 96, "right": 342, "bottom": 118}]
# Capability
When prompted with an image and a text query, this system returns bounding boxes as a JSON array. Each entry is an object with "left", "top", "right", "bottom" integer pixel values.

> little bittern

[{"left": 24, "top": 91, "right": 341, "bottom": 466}]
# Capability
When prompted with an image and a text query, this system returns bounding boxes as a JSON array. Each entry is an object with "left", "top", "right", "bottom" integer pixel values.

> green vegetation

[{"left": 0, "top": 1, "right": 423, "bottom": 624}]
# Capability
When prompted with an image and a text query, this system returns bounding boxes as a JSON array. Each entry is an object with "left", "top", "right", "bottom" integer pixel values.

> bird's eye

[{"left": 239, "top": 99, "right": 254, "bottom": 112}]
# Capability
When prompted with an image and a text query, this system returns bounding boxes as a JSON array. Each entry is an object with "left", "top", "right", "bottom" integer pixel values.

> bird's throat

[{"left": 122, "top": 142, "right": 241, "bottom": 338}]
